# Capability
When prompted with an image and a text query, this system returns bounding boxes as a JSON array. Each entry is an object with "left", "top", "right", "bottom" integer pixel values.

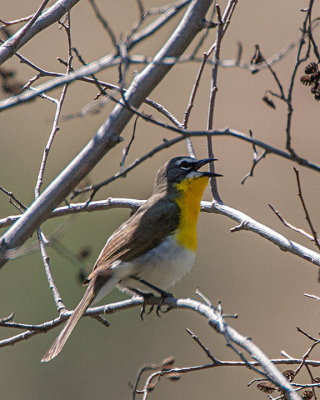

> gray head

[{"left": 153, "top": 156, "right": 221, "bottom": 193}]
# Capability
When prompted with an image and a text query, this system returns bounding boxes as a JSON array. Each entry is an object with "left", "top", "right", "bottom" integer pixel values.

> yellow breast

[{"left": 174, "top": 176, "right": 209, "bottom": 252}]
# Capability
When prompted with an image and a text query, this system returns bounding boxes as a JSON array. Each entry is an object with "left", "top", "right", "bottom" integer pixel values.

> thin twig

[
  {"left": 294, "top": 328, "right": 320, "bottom": 376},
  {"left": 120, "top": 115, "right": 139, "bottom": 171},
  {"left": 126, "top": 0, "right": 190, "bottom": 50},
  {"left": 0, "top": 186, "right": 27, "bottom": 212},
  {"left": 185, "top": 328, "right": 219, "bottom": 363},
  {"left": 181, "top": 1, "right": 217, "bottom": 158},
  {"left": 71, "top": 47, "right": 107, "bottom": 95},
  {"left": 132, "top": 358, "right": 168, "bottom": 400},
  {"left": 88, "top": 0, "right": 118, "bottom": 49},
  {"left": 269, "top": 203, "right": 314, "bottom": 241},
  {"left": 0, "top": 15, "right": 34, "bottom": 29},
  {"left": 206, "top": 1, "right": 237, "bottom": 202},
  {"left": 37, "top": 230, "right": 66, "bottom": 313},
  {"left": 34, "top": 14, "right": 73, "bottom": 314},
  {"left": 182, "top": 49, "right": 210, "bottom": 157},
  {"left": 3, "top": 20, "right": 320, "bottom": 113},
  {"left": 241, "top": 130, "right": 270, "bottom": 184},
  {"left": 294, "top": 168, "right": 320, "bottom": 250},
  {"left": 285, "top": 3, "right": 314, "bottom": 157}
]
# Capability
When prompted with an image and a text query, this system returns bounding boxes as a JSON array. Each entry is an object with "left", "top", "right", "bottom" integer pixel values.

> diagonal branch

[
  {"left": 2, "top": 197, "right": 320, "bottom": 270},
  {"left": 0, "top": 0, "right": 81, "bottom": 65},
  {"left": 0, "top": 0, "right": 214, "bottom": 268},
  {"left": 0, "top": 295, "right": 301, "bottom": 399}
]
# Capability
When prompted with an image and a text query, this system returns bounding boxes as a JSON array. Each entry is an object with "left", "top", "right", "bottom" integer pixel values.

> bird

[{"left": 41, "top": 156, "right": 221, "bottom": 362}]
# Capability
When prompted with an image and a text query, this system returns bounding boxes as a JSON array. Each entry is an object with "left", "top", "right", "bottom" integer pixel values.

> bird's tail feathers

[{"left": 41, "top": 284, "right": 96, "bottom": 362}]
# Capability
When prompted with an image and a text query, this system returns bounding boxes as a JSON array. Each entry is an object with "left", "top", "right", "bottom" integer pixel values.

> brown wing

[{"left": 86, "top": 193, "right": 180, "bottom": 280}]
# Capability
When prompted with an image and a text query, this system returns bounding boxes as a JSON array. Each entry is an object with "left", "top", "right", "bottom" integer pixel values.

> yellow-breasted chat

[{"left": 41, "top": 156, "right": 221, "bottom": 362}]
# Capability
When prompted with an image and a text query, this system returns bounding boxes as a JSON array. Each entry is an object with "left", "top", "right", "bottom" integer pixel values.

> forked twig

[{"left": 269, "top": 203, "right": 314, "bottom": 241}]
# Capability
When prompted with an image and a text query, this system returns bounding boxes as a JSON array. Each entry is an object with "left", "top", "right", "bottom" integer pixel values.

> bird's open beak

[{"left": 195, "top": 158, "right": 222, "bottom": 178}]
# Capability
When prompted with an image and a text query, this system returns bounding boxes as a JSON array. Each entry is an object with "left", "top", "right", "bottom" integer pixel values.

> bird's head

[{"left": 153, "top": 156, "right": 221, "bottom": 193}]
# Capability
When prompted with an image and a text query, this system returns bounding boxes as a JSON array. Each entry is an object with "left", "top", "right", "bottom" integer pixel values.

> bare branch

[
  {"left": 0, "top": 0, "right": 50, "bottom": 61},
  {"left": 241, "top": 130, "right": 270, "bottom": 184},
  {"left": 294, "top": 168, "right": 320, "bottom": 250},
  {"left": 0, "top": 0, "right": 213, "bottom": 268},
  {"left": 88, "top": 0, "right": 118, "bottom": 49},
  {"left": 0, "top": 186, "right": 27, "bottom": 213},
  {"left": 2, "top": 195, "right": 320, "bottom": 269},
  {"left": 33, "top": 14, "right": 72, "bottom": 313},
  {"left": 269, "top": 203, "right": 314, "bottom": 241},
  {"left": 0, "top": 0, "right": 80, "bottom": 65},
  {"left": 0, "top": 198, "right": 144, "bottom": 229},
  {"left": 210, "top": 200, "right": 320, "bottom": 267},
  {"left": 1, "top": 295, "right": 299, "bottom": 397},
  {"left": 185, "top": 328, "right": 218, "bottom": 363}
]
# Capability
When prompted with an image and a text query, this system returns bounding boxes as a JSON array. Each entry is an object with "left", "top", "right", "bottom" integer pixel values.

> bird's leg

[
  {"left": 128, "top": 286, "right": 155, "bottom": 320},
  {"left": 155, "top": 296, "right": 172, "bottom": 317},
  {"left": 129, "top": 276, "right": 173, "bottom": 317}
]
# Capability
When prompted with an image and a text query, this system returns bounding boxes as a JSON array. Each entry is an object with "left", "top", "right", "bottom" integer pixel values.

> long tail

[{"left": 41, "top": 283, "right": 96, "bottom": 362}]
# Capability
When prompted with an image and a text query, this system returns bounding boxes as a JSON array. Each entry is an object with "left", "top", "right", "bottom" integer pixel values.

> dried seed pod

[
  {"left": 305, "top": 62, "right": 318, "bottom": 74},
  {"left": 257, "top": 382, "right": 276, "bottom": 393},
  {"left": 283, "top": 370, "right": 295, "bottom": 381},
  {"left": 302, "top": 389, "right": 313, "bottom": 400},
  {"left": 314, "top": 91, "right": 320, "bottom": 101},
  {"left": 301, "top": 75, "right": 313, "bottom": 86}
]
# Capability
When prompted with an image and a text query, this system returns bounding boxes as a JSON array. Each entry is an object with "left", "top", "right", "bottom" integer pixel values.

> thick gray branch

[
  {"left": 0, "top": 198, "right": 144, "bottom": 228},
  {"left": 0, "top": 0, "right": 213, "bottom": 268},
  {"left": 2, "top": 198, "right": 319, "bottom": 271},
  {"left": 0, "top": 0, "right": 81, "bottom": 65},
  {"left": 0, "top": 296, "right": 300, "bottom": 399},
  {"left": 202, "top": 201, "right": 320, "bottom": 267},
  {"left": 167, "top": 297, "right": 300, "bottom": 400}
]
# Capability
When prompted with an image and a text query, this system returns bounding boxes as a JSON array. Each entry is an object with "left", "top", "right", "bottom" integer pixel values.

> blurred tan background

[{"left": 1, "top": 0, "right": 320, "bottom": 399}]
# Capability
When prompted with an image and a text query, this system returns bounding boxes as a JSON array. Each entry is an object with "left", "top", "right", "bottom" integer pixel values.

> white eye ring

[
  {"left": 177, "top": 158, "right": 193, "bottom": 170},
  {"left": 180, "top": 162, "right": 190, "bottom": 170}
]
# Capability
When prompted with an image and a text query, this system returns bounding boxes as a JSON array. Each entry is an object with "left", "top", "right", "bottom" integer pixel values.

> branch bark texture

[
  {"left": 0, "top": 0, "right": 213, "bottom": 268},
  {"left": 0, "top": 0, "right": 81, "bottom": 65}
]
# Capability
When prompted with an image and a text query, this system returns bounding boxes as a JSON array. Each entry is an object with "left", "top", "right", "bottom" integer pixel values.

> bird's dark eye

[{"left": 179, "top": 160, "right": 191, "bottom": 170}]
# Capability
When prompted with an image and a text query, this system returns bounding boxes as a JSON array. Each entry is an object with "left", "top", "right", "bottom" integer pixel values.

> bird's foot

[
  {"left": 155, "top": 292, "right": 172, "bottom": 317},
  {"left": 129, "top": 287, "right": 155, "bottom": 320},
  {"left": 129, "top": 276, "right": 173, "bottom": 318}
]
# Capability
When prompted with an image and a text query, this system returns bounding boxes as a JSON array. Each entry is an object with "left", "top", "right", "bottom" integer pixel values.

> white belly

[{"left": 112, "top": 235, "right": 195, "bottom": 293}]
